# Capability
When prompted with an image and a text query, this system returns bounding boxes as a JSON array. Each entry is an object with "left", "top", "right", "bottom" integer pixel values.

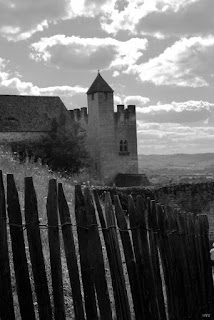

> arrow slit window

[{"left": 119, "top": 140, "right": 129, "bottom": 155}]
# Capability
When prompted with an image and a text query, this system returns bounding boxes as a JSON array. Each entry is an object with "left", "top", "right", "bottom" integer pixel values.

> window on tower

[
  {"left": 119, "top": 140, "right": 129, "bottom": 155},
  {"left": 92, "top": 93, "right": 94, "bottom": 100},
  {"left": 124, "top": 140, "right": 128, "bottom": 152},
  {"left": 120, "top": 140, "right": 123, "bottom": 152}
]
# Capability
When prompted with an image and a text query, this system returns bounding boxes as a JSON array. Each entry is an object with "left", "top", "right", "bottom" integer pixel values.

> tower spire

[{"left": 87, "top": 72, "right": 114, "bottom": 94}]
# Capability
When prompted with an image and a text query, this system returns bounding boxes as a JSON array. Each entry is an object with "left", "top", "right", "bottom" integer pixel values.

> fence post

[
  {"left": 75, "top": 185, "right": 98, "bottom": 320},
  {"left": 156, "top": 203, "right": 177, "bottom": 320},
  {"left": 104, "top": 192, "right": 131, "bottom": 320},
  {"left": 187, "top": 213, "right": 203, "bottom": 316},
  {"left": 46, "top": 179, "right": 66, "bottom": 320},
  {"left": 114, "top": 195, "right": 144, "bottom": 320},
  {"left": 167, "top": 207, "right": 186, "bottom": 319},
  {"left": 93, "top": 190, "right": 122, "bottom": 319},
  {"left": 58, "top": 183, "right": 85, "bottom": 320},
  {"left": 195, "top": 215, "right": 207, "bottom": 310},
  {"left": 128, "top": 195, "right": 159, "bottom": 320},
  {"left": 176, "top": 211, "right": 195, "bottom": 318},
  {"left": 7, "top": 174, "right": 35, "bottom": 320},
  {"left": 0, "top": 171, "right": 15, "bottom": 320},
  {"left": 199, "top": 214, "right": 214, "bottom": 316},
  {"left": 147, "top": 199, "right": 166, "bottom": 320},
  {"left": 24, "top": 177, "right": 52, "bottom": 320},
  {"left": 83, "top": 187, "right": 112, "bottom": 320}
]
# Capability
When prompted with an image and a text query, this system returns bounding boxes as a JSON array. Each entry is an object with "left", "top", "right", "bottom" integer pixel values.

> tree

[{"left": 11, "top": 123, "right": 90, "bottom": 175}]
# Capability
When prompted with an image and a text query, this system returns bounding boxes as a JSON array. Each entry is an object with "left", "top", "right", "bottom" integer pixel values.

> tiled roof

[
  {"left": 0, "top": 95, "right": 69, "bottom": 132},
  {"left": 87, "top": 72, "right": 114, "bottom": 94}
]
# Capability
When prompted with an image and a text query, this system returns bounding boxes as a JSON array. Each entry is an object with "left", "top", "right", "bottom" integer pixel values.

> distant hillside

[{"left": 138, "top": 153, "right": 214, "bottom": 175}]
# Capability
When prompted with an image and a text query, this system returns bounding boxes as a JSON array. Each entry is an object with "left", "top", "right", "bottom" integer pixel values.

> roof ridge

[{"left": 0, "top": 94, "right": 60, "bottom": 98}]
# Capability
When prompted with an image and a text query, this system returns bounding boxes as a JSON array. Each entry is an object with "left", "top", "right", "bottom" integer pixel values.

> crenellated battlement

[
  {"left": 114, "top": 104, "right": 136, "bottom": 123},
  {"left": 70, "top": 107, "right": 88, "bottom": 124}
]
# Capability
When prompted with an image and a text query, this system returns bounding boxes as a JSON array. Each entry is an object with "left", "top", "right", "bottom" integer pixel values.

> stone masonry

[{"left": 70, "top": 72, "right": 139, "bottom": 184}]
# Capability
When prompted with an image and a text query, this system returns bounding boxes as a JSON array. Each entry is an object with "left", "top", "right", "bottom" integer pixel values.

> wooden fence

[{"left": 0, "top": 170, "right": 213, "bottom": 319}]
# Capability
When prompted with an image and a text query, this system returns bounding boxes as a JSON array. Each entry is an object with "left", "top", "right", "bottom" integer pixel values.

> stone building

[
  {"left": 70, "top": 72, "right": 140, "bottom": 184},
  {"left": 0, "top": 72, "right": 145, "bottom": 185}
]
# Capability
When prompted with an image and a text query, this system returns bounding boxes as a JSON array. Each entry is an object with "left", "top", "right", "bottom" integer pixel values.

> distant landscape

[{"left": 138, "top": 153, "right": 214, "bottom": 185}]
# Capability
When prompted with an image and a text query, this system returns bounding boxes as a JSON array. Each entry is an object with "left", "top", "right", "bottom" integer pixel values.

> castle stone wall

[
  {"left": 87, "top": 91, "right": 119, "bottom": 183},
  {"left": 69, "top": 108, "right": 88, "bottom": 130},
  {"left": 87, "top": 93, "right": 102, "bottom": 177},
  {"left": 68, "top": 74, "right": 139, "bottom": 185},
  {"left": 114, "top": 104, "right": 138, "bottom": 175},
  {"left": 70, "top": 100, "right": 139, "bottom": 184}
]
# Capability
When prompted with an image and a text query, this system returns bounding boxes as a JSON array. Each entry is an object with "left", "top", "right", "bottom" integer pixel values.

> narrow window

[
  {"left": 124, "top": 140, "right": 128, "bottom": 152},
  {"left": 92, "top": 93, "right": 94, "bottom": 100},
  {"left": 105, "top": 92, "right": 108, "bottom": 100},
  {"left": 119, "top": 140, "right": 123, "bottom": 152}
]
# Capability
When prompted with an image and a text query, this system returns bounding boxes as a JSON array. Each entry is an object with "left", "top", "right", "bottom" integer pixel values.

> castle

[
  {"left": 70, "top": 72, "right": 139, "bottom": 184},
  {"left": 0, "top": 72, "right": 142, "bottom": 185}
]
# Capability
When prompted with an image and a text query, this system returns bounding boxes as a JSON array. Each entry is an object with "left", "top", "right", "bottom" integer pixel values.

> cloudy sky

[{"left": 0, "top": 0, "right": 214, "bottom": 154}]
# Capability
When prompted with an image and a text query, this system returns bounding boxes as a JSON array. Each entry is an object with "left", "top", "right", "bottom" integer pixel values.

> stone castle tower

[{"left": 70, "top": 72, "right": 139, "bottom": 184}]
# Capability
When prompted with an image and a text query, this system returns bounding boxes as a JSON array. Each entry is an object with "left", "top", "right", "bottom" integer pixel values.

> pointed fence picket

[
  {"left": 58, "top": 183, "right": 85, "bottom": 320},
  {"left": 0, "top": 170, "right": 212, "bottom": 319},
  {"left": 7, "top": 174, "right": 35, "bottom": 320},
  {"left": 0, "top": 171, "right": 15, "bottom": 320},
  {"left": 24, "top": 177, "right": 52, "bottom": 320},
  {"left": 46, "top": 179, "right": 65, "bottom": 320}
]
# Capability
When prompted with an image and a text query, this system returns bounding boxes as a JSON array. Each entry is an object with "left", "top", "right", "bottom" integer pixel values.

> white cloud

[
  {"left": 129, "top": 36, "right": 214, "bottom": 87},
  {"left": 38, "top": 85, "right": 87, "bottom": 108},
  {"left": 0, "top": 0, "right": 117, "bottom": 41},
  {"left": 137, "top": 100, "right": 214, "bottom": 123},
  {"left": 0, "top": 57, "right": 7, "bottom": 70},
  {"left": 113, "top": 94, "right": 150, "bottom": 109},
  {"left": 155, "top": 0, "right": 199, "bottom": 12},
  {"left": 112, "top": 70, "right": 120, "bottom": 77},
  {"left": 0, "top": 0, "right": 70, "bottom": 41},
  {"left": 0, "top": 0, "right": 204, "bottom": 40},
  {"left": 30, "top": 35, "right": 148, "bottom": 73},
  {"left": 137, "top": 122, "right": 214, "bottom": 154},
  {"left": 137, "top": 0, "right": 214, "bottom": 38},
  {"left": 114, "top": 95, "right": 122, "bottom": 105},
  {"left": 68, "top": 0, "right": 116, "bottom": 18},
  {"left": 0, "top": 57, "right": 86, "bottom": 108},
  {"left": 124, "top": 95, "right": 150, "bottom": 107},
  {"left": 39, "top": 85, "right": 86, "bottom": 95},
  {"left": 101, "top": 0, "right": 200, "bottom": 35}
]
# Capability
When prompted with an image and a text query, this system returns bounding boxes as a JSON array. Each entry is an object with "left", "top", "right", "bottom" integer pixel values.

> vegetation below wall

[
  {"left": 10, "top": 125, "right": 90, "bottom": 175},
  {"left": 95, "top": 182, "right": 214, "bottom": 214}
]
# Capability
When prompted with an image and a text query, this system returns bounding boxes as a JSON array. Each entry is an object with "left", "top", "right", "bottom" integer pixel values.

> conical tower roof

[{"left": 87, "top": 72, "right": 114, "bottom": 94}]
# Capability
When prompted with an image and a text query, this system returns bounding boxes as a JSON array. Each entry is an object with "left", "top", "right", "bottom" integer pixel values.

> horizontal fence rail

[{"left": 0, "top": 170, "right": 213, "bottom": 319}]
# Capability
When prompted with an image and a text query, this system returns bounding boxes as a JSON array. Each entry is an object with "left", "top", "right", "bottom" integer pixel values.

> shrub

[{"left": 11, "top": 124, "right": 90, "bottom": 175}]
